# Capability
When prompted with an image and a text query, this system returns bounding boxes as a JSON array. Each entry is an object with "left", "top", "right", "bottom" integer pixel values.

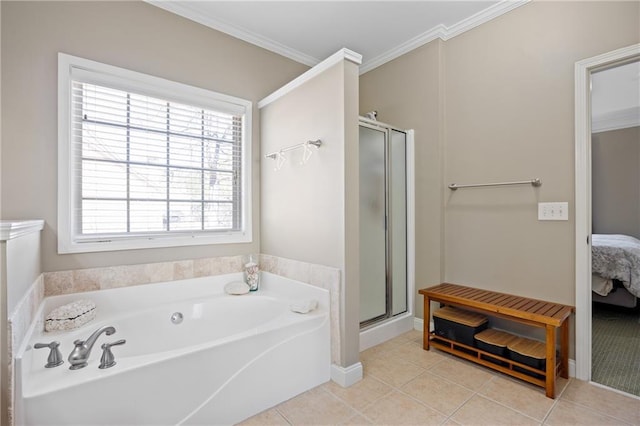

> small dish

[{"left": 224, "top": 281, "right": 250, "bottom": 295}]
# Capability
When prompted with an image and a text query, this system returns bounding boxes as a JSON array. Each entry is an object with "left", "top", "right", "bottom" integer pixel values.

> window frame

[{"left": 58, "top": 53, "right": 253, "bottom": 253}]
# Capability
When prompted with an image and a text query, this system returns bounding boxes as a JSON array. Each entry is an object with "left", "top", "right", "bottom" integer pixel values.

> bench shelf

[{"left": 419, "top": 283, "right": 574, "bottom": 398}]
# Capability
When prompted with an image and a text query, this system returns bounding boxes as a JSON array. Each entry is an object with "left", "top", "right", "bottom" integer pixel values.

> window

[{"left": 58, "top": 54, "right": 252, "bottom": 253}]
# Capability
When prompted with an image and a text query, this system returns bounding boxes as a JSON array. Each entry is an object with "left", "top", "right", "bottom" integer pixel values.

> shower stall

[{"left": 358, "top": 117, "right": 414, "bottom": 348}]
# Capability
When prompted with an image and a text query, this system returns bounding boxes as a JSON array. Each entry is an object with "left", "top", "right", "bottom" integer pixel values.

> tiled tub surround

[
  {"left": 16, "top": 272, "right": 330, "bottom": 425},
  {"left": 7, "top": 275, "right": 44, "bottom": 426},
  {"left": 43, "top": 255, "right": 245, "bottom": 296},
  {"left": 1, "top": 220, "right": 45, "bottom": 426},
  {"left": 260, "top": 255, "right": 342, "bottom": 365}
]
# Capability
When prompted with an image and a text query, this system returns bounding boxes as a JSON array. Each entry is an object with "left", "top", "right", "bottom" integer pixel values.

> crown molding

[
  {"left": 592, "top": 106, "right": 640, "bottom": 134},
  {"left": 146, "top": 0, "right": 320, "bottom": 67},
  {"left": 442, "top": 0, "right": 530, "bottom": 41},
  {"left": 359, "top": 24, "right": 447, "bottom": 75},
  {"left": 258, "top": 48, "right": 362, "bottom": 109},
  {"left": 147, "top": 0, "right": 529, "bottom": 75},
  {"left": 359, "top": 0, "right": 530, "bottom": 74},
  {"left": 0, "top": 220, "right": 44, "bottom": 242}
]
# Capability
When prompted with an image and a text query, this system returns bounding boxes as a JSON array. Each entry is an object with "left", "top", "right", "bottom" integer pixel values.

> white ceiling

[{"left": 148, "top": 1, "right": 529, "bottom": 73}]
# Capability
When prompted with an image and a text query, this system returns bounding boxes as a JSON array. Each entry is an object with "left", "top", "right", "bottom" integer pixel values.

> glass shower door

[
  {"left": 390, "top": 129, "right": 407, "bottom": 316},
  {"left": 359, "top": 125, "right": 388, "bottom": 324}
]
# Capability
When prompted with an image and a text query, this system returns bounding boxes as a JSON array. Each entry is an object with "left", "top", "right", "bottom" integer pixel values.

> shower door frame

[{"left": 359, "top": 118, "right": 411, "bottom": 330}]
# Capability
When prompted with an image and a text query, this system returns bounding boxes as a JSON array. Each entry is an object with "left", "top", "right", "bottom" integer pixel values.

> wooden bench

[{"left": 419, "top": 283, "right": 574, "bottom": 398}]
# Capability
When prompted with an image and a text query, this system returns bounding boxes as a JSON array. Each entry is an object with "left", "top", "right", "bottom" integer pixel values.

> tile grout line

[
  {"left": 425, "top": 363, "right": 499, "bottom": 423},
  {"left": 554, "top": 397, "right": 636, "bottom": 425},
  {"left": 424, "top": 365, "right": 497, "bottom": 393},
  {"left": 393, "top": 384, "right": 462, "bottom": 420},
  {"left": 246, "top": 330, "right": 636, "bottom": 426},
  {"left": 274, "top": 406, "right": 294, "bottom": 425},
  {"left": 539, "top": 396, "right": 561, "bottom": 425},
  {"left": 316, "top": 380, "right": 381, "bottom": 424},
  {"left": 334, "top": 385, "right": 395, "bottom": 424},
  {"left": 359, "top": 345, "right": 464, "bottom": 422},
  {"left": 364, "top": 342, "right": 505, "bottom": 423},
  {"left": 440, "top": 379, "right": 481, "bottom": 423},
  {"left": 474, "top": 374, "right": 561, "bottom": 424},
  {"left": 551, "top": 398, "right": 635, "bottom": 426},
  {"left": 434, "top": 372, "right": 554, "bottom": 425},
  {"left": 540, "top": 377, "right": 572, "bottom": 425},
  {"left": 477, "top": 391, "right": 550, "bottom": 424}
]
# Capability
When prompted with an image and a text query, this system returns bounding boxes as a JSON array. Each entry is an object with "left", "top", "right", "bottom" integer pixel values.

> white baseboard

[
  {"left": 569, "top": 359, "right": 576, "bottom": 378},
  {"left": 413, "top": 316, "right": 576, "bottom": 378},
  {"left": 414, "top": 317, "right": 432, "bottom": 331},
  {"left": 330, "top": 362, "right": 363, "bottom": 387},
  {"left": 359, "top": 313, "right": 414, "bottom": 351}
]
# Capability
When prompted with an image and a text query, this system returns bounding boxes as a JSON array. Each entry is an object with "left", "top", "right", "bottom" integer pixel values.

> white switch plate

[{"left": 538, "top": 202, "right": 569, "bottom": 221}]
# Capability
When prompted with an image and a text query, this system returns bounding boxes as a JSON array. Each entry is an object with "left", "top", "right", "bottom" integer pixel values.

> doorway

[{"left": 574, "top": 44, "right": 640, "bottom": 392}]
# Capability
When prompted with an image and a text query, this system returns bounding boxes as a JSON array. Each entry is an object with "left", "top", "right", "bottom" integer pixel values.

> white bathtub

[{"left": 15, "top": 272, "right": 330, "bottom": 425}]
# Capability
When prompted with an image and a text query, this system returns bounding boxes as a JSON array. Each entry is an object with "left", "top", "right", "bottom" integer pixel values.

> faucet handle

[
  {"left": 99, "top": 339, "right": 126, "bottom": 369},
  {"left": 34, "top": 341, "right": 64, "bottom": 368}
]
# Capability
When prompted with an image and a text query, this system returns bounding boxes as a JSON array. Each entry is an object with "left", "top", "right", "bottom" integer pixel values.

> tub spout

[{"left": 68, "top": 326, "right": 116, "bottom": 370}]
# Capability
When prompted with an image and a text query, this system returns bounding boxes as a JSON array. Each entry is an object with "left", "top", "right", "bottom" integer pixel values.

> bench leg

[
  {"left": 560, "top": 318, "right": 569, "bottom": 379},
  {"left": 423, "top": 296, "right": 430, "bottom": 351},
  {"left": 545, "top": 325, "right": 556, "bottom": 398}
]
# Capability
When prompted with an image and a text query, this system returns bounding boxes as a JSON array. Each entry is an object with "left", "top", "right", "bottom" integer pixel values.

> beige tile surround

[
  {"left": 42, "top": 255, "right": 246, "bottom": 296},
  {"left": 259, "top": 255, "right": 342, "bottom": 365},
  {"left": 7, "top": 275, "right": 44, "bottom": 426},
  {"left": 241, "top": 330, "right": 640, "bottom": 426}
]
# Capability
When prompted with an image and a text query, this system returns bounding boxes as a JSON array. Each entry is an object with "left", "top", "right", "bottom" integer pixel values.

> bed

[{"left": 591, "top": 234, "right": 640, "bottom": 308}]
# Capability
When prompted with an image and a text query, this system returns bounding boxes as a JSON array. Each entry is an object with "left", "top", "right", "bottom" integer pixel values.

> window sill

[{"left": 58, "top": 231, "right": 252, "bottom": 254}]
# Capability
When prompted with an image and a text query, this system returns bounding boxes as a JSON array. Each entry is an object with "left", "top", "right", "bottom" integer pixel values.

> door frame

[{"left": 574, "top": 43, "right": 640, "bottom": 381}]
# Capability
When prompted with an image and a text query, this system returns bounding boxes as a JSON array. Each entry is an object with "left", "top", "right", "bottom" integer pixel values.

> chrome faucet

[{"left": 68, "top": 326, "right": 116, "bottom": 370}]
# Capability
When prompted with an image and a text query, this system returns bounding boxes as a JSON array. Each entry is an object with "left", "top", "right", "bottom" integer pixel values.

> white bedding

[
  {"left": 591, "top": 273, "right": 613, "bottom": 297},
  {"left": 592, "top": 234, "right": 640, "bottom": 298}
]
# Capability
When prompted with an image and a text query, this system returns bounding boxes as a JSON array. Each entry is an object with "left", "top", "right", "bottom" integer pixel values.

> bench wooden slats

[
  {"left": 419, "top": 283, "right": 574, "bottom": 399},
  {"left": 496, "top": 295, "right": 520, "bottom": 307},
  {"left": 421, "top": 283, "right": 572, "bottom": 327},
  {"left": 491, "top": 294, "right": 511, "bottom": 305}
]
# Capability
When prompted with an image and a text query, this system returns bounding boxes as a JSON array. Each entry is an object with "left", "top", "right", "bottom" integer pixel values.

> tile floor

[{"left": 240, "top": 330, "right": 640, "bottom": 425}]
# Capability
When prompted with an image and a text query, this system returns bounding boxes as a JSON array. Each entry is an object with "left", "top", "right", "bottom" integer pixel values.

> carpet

[{"left": 591, "top": 302, "right": 640, "bottom": 397}]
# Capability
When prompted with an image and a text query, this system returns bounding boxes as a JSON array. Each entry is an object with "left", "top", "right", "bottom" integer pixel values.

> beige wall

[
  {"left": 261, "top": 63, "right": 347, "bottom": 269},
  {"left": 342, "top": 61, "right": 361, "bottom": 366},
  {"left": 360, "top": 1, "right": 640, "bottom": 321},
  {"left": 592, "top": 126, "right": 640, "bottom": 239},
  {"left": 0, "top": 1, "right": 308, "bottom": 273},
  {"left": 360, "top": 40, "right": 444, "bottom": 320},
  {"left": 444, "top": 0, "right": 639, "bottom": 304},
  {"left": 260, "top": 59, "right": 361, "bottom": 366}
]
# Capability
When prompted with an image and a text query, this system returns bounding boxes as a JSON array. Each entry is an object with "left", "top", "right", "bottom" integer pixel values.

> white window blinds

[{"left": 58, "top": 54, "right": 252, "bottom": 253}]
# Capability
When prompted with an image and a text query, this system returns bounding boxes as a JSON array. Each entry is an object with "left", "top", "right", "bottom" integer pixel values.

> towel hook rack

[
  {"left": 264, "top": 139, "right": 322, "bottom": 161},
  {"left": 265, "top": 139, "right": 322, "bottom": 170},
  {"left": 448, "top": 178, "right": 542, "bottom": 190}
]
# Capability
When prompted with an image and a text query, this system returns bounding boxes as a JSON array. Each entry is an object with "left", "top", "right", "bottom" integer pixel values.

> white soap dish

[
  {"left": 224, "top": 281, "right": 250, "bottom": 295},
  {"left": 290, "top": 299, "right": 318, "bottom": 314}
]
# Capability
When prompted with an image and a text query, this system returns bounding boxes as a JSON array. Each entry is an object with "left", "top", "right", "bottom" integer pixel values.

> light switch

[{"left": 538, "top": 202, "right": 569, "bottom": 221}]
